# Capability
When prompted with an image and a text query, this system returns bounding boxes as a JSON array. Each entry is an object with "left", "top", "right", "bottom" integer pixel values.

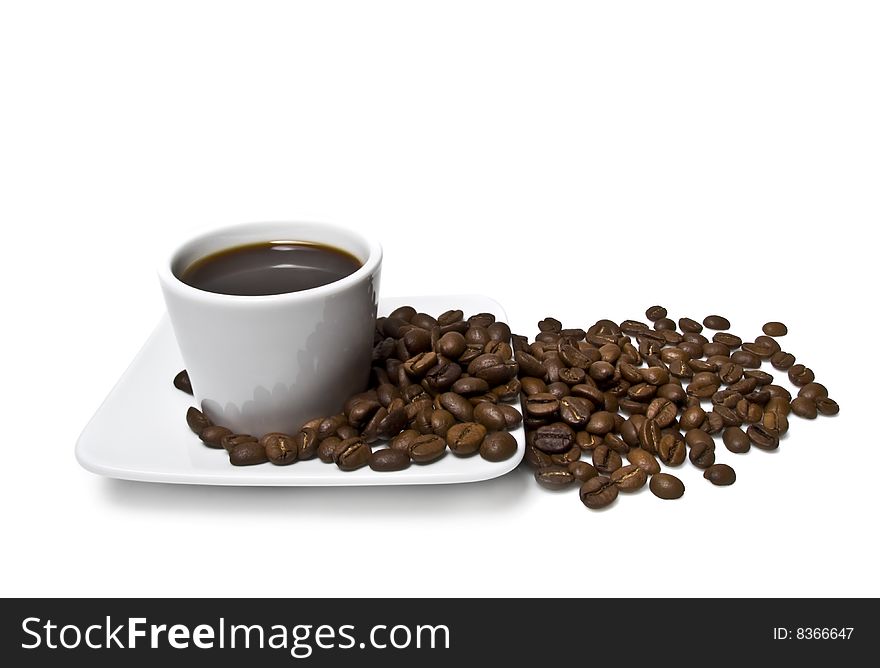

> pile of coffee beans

[
  {"left": 516, "top": 307, "right": 838, "bottom": 509},
  {"left": 178, "top": 307, "right": 523, "bottom": 471}
]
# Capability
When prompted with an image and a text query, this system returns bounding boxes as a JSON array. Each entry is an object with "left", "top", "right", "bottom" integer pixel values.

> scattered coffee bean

[
  {"left": 722, "top": 426, "right": 750, "bottom": 453},
  {"left": 199, "top": 425, "right": 231, "bottom": 448},
  {"left": 408, "top": 434, "right": 447, "bottom": 463},
  {"left": 221, "top": 433, "right": 258, "bottom": 453},
  {"left": 568, "top": 460, "right": 599, "bottom": 482},
  {"left": 747, "top": 423, "right": 780, "bottom": 450},
  {"left": 645, "top": 305, "right": 667, "bottom": 322},
  {"left": 770, "top": 351, "right": 796, "bottom": 370},
  {"left": 788, "top": 364, "right": 815, "bottom": 387},
  {"left": 580, "top": 476, "right": 619, "bottom": 509},
  {"left": 790, "top": 396, "right": 818, "bottom": 419},
  {"left": 704, "top": 464, "right": 736, "bottom": 486},
  {"left": 762, "top": 322, "right": 788, "bottom": 337},
  {"left": 446, "top": 422, "right": 487, "bottom": 456},
  {"left": 229, "top": 441, "right": 268, "bottom": 466},
  {"left": 369, "top": 448, "right": 411, "bottom": 472},
  {"left": 186, "top": 407, "right": 212, "bottom": 435},
  {"left": 480, "top": 431, "right": 518, "bottom": 462},
  {"left": 262, "top": 433, "right": 298, "bottom": 464},
  {"left": 535, "top": 466, "right": 575, "bottom": 490},
  {"left": 611, "top": 464, "right": 648, "bottom": 491},
  {"left": 650, "top": 473, "right": 685, "bottom": 500},
  {"left": 815, "top": 397, "right": 839, "bottom": 416},
  {"left": 703, "top": 315, "right": 730, "bottom": 330},
  {"left": 173, "top": 370, "right": 193, "bottom": 395}
]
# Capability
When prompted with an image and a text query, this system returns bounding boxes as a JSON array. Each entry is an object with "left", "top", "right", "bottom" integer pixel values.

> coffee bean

[
  {"left": 815, "top": 397, "right": 839, "bottom": 416},
  {"left": 438, "top": 392, "right": 474, "bottom": 422},
  {"left": 580, "top": 476, "right": 619, "bottom": 509},
  {"left": 318, "top": 436, "right": 342, "bottom": 463},
  {"left": 611, "top": 464, "right": 648, "bottom": 491},
  {"left": 429, "top": 409, "right": 456, "bottom": 438},
  {"left": 764, "top": 396, "right": 791, "bottom": 416},
  {"left": 558, "top": 396, "right": 593, "bottom": 428},
  {"left": 199, "top": 425, "right": 231, "bottom": 448},
  {"left": 626, "top": 448, "right": 661, "bottom": 475},
  {"left": 451, "top": 377, "right": 489, "bottom": 397},
  {"left": 551, "top": 442, "right": 582, "bottom": 466},
  {"left": 703, "top": 315, "right": 730, "bottom": 330},
  {"left": 762, "top": 410, "right": 789, "bottom": 435},
  {"left": 730, "top": 350, "right": 761, "bottom": 368},
  {"left": 638, "top": 418, "right": 661, "bottom": 453},
  {"left": 719, "top": 362, "right": 744, "bottom": 384},
  {"left": 534, "top": 422, "right": 575, "bottom": 453},
  {"left": 592, "top": 444, "right": 623, "bottom": 474},
  {"left": 790, "top": 396, "right": 818, "bottom": 419},
  {"left": 762, "top": 321, "right": 788, "bottom": 337},
  {"left": 766, "top": 384, "right": 792, "bottom": 401},
  {"left": 403, "top": 351, "right": 438, "bottom": 378},
  {"left": 568, "top": 460, "right": 599, "bottom": 482},
  {"left": 641, "top": 366, "right": 670, "bottom": 386},
  {"left": 369, "top": 448, "right": 411, "bottom": 472},
  {"left": 586, "top": 411, "right": 616, "bottom": 435},
  {"left": 754, "top": 335, "right": 781, "bottom": 355},
  {"left": 678, "top": 317, "right": 703, "bottom": 333},
  {"left": 294, "top": 428, "right": 320, "bottom": 460},
  {"left": 535, "top": 466, "right": 575, "bottom": 490},
  {"left": 657, "top": 433, "right": 686, "bottom": 466},
  {"left": 408, "top": 434, "right": 447, "bottom": 463},
  {"left": 771, "top": 351, "right": 796, "bottom": 370},
  {"left": 480, "top": 431, "right": 518, "bottom": 462},
  {"left": 645, "top": 306, "right": 668, "bottom": 322},
  {"left": 788, "top": 364, "right": 815, "bottom": 387},
  {"left": 538, "top": 317, "right": 562, "bottom": 332},
  {"left": 645, "top": 398, "right": 678, "bottom": 428},
  {"left": 704, "top": 411, "right": 724, "bottom": 435},
  {"left": 425, "top": 361, "right": 463, "bottom": 392},
  {"left": 680, "top": 405, "right": 707, "bottom": 431},
  {"left": 713, "top": 332, "right": 742, "bottom": 349},
  {"left": 174, "top": 370, "right": 193, "bottom": 395},
  {"left": 499, "top": 404, "right": 523, "bottom": 429},
  {"left": 798, "top": 382, "right": 828, "bottom": 400},
  {"left": 689, "top": 439, "right": 716, "bottom": 469},
  {"left": 524, "top": 393, "right": 559, "bottom": 418},
  {"left": 446, "top": 422, "right": 487, "bottom": 456},
  {"left": 256, "top": 433, "right": 295, "bottom": 465},
  {"left": 229, "top": 441, "right": 268, "bottom": 466},
  {"left": 704, "top": 464, "right": 736, "bottom": 486},
  {"left": 472, "top": 402, "right": 506, "bottom": 431},
  {"left": 654, "top": 317, "right": 676, "bottom": 331},
  {"left": 186, "top": 407, "right": 212, "bottom": 435},
  {"left": 525, "top": 444, "right": 553, "bottom": 469},
  {"left": 620, "top": 319, "right": 649, "bottom": 335},
  {"left": 221, "top": 433, "right": 258, "bottom": 453},
  {"left": 746, "top": 423, "right": 780, "bottom": 450},
  {"left": 687, "top": 375, "right": 720, "bottom": 399},
  {"left": 650, "top": 473, "right": 685, "bottom": 499}
]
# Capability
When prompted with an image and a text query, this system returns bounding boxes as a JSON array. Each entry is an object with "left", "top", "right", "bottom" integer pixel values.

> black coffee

[{"left": 179, "top": 241, "right": 361, "bottom": 296}]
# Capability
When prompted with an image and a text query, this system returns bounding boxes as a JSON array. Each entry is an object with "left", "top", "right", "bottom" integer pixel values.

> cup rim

[{"left": 158, "top": 221, "right": 382, "bottom": 304}]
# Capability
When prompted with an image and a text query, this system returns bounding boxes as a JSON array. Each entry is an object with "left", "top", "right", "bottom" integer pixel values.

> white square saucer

[{"left": 76, "top": 295, "right": 525, "bottom": 485}]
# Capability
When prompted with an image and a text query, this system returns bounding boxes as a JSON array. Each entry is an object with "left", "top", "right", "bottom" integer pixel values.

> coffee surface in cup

[{"left": 179, "top": 241, "right": 361, "bottom": 296}]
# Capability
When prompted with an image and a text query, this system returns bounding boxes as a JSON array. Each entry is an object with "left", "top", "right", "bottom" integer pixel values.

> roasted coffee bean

[
  {"left": 678, "top": 317, "right": 703, "bottom": 333},
  {"left": 704, "top": 464, "right": 736, "bottom": 486},
  {"left": 718, "top": 362, "right": 744, "bottom": 384},
  {"left": 425, "top": 361, "right": 463, "bottom": 391},
  {"left": 388, "top": 306, "right": 416, "bottom": 322},
  {"left": 766, "top": 384, "right": 792, "bottom": 401},
  {"left": 535, "top": 466, "right": 575, "bottom": 490},
  {"left": 657, "top": 433, "right": 686, "bottom": 466},
  {"left": 558, "top": 366, "right": 586, "bottom": 385},
  {"left": 790, "top": 396, "right": 818, "bottom": 419},
  {"left": 559, "top": 344, "right": 594, "bottom": 369},
  {"left": 546, "top": 381, "right": 571, "bottom": 399},
  {"left": 580, "top": 476, "right": 619, "bottom": 509},
  {"left": 347, "top": 399, "right": 382, "bottom": 429},
  {"left": 619, "top": 418, "right": 641, "bottom": 448},
  {"left": 221, "top": 433, "right": 258, "bottom": 453},
  {"left": 713, "top": 405, "right": 741, "bottom": 428},
  {"left": 294, "top": 428, "right": 320, "bottom": 460},
  {"left": 576, "top": 431, "right": 603, "bottom": 451},
  {"left": 738, "top": 345, "right": 770, "bottom": 363},
  {"left": 620, "top": 319, "right": 649, "bottom": 335},
  {"left": 688, "top": 439, "right": 716, "bottom": 469},
  {"left": 798, "top": 382, "right": 828, "bottom": 400},
  {"left": 762, "top": 410, "right": 789, "bottom": 435},
  {"left": 558, "top": 396, "right": 593, "bottom": 427},
  {"left": 586, "top": 411, "right": 616, "bottom": 435},
  {"left": 680, "top": 405, "right": 707, "bottom": 431},
  {"left": 650, "top": 473, "right": 685, "bottom": 500},
  {"left": 429, "top": 409, "right": 456, "bottom": 438},
  {"left": 677, "top": 341, "right": 703, "bottom": 360},
  {"left": 524, "top": 393, "right": 559, "bottom": 418},
  {"left": 569, "top": 460, "right": 599, "bottom": 482},
  {"left": 736, "top": 399, "right": 763, "bottom": 424},
  {"left": 747, "top": 423, "right": 779, "bottom": 450},
  {"left": 316, "top": 436, "right": 341, "bottom": 463},
  {"left": 403, "top": 327, "right": 432, "bottom": 354},
  {"left": 173, "top": 370, "right": 193, "bottom": 395},
  {"left": 229, "top": 441, "right": 268, "bottom": 466},
  {"left": 445, "top": 422, "right": 487, "bottom": 456},
  {"left": 702, "top": 315, "right": 730, "bottom": 330},
  {"left": 704, "top": 411, "right": 724, "bottom": 435},
  {"left": 534, "top": 422, "right": 575, "bottom": 453},
  {"left": 256, "top": 433, "right": 296, "bottom": 465},
  {"left": 713, "top": 332, "right": 742, "bottom": 348},
  {"left": 722, "top": 426, "right": 750, "bottom": 453},
  {"left": 641, "top": 366, "right": 670, "bottom": 386},
  {"left": 611, "top": 464, "right": 648, "bottom": 491},
  {"left": 525, "top": 444, "right": 553, "bottom": 469},
  {"left": 408, "top": 434, "right": 447, "bottom": 463},
  {"left": 499, "top": 404, "right": 523, "bottom": 429},
  {"left": 551, "top": 442, "right": 582, "bottom": 466},
  {"left": 645, "top": 398, "right": 678, "bottom": 428},
  {"left": 764, "top": 396, "right": 791, "bottom": 417},
  {"left": 639, "top": 418, "right": 661, "bottom": 453},
  {"left": 366, "top": 448, "right": 409, "bottom": 472},
  {"left": 628, "top": 383, "right": 657, "bottom": 402},
  {"left": 437, "top": 392, "right": 473, "bottom": 422},
  {"left": 403, "top": 351, "right": 438, "bottom": 378},
  {"left": 685, "top": 427, "right": 714, "bottom": 450},
  {"left": 627, "top": 448, "right": 661, "bottom": 475},
  {"left": 603, "top": 432, "right": 629, "bottom": 455},
  {"left": 645, "top": 306, "right": 668, "bottom": 322},
  {"left": 588, "top": 361, "right": 616, "bottom": 383},
  {"left": 186, "top": 407, "right": 212, "bottom": 435},
  {"left": 657, "top": 383, "right": 687, "bottom": 405},
  {"left": 520, "top": 377, "right": 547, "bottom": 396},
  {"left": 762, "top": 321, "right": 788, "bottom": 337},
  {"left": 199, "top": 425, "right": 232, "bottom": 448},
  {"left": 815, "top": 397, "right": 839, "bottom": 416},
  {"left": 771, "top": 351, "right": 796, "bottom": 370},
  {"left": 592, "top": 444, "right": 623, "bottom": 474},
  {"left": 480, "top": 431, "right": 518, "bottom": 462},
  {"left": 788, "top": 364, "right": 815, "bottom": 387},
  {"left": 538, "top": 317, "right": 562, "bottom": 332},
  {"left": 492, "top": 378, "right": 521, "bottom": 401},
  {"left": 654, "top": 317, "right": 676, "bottom": 331},
  {"left": 472, "top": 402, "right": 506, "bottom": 431},
  {"left": 433, "top": 331, "right": 466, "bottom": 360},
  {"left": 687, "top": 375, "right": 720, "bottom": 399}
]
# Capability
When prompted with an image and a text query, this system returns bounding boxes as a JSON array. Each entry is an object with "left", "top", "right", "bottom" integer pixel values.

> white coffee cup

[{"left": 159, "top": 222, "right": 382, "bottom": 436}]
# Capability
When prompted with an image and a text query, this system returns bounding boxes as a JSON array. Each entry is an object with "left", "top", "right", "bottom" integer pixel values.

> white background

[{"left": 1, "top": 1, "right": 877, "bottom": 598}]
